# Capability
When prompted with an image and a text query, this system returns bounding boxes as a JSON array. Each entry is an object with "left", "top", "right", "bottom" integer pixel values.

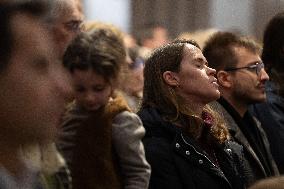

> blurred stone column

[{"left": 131, "top": 0, "right": 210, "bottom": 39}]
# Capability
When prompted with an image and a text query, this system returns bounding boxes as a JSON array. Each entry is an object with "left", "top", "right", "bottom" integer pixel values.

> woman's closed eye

[
  {"left": 194, "top": 58, "right": 208, "bottom": 69},
  {"left": 195, "top": 62, "right": 206, "bottom": 69},
  {"left": 195, "top": 63, "right": 202, "bottom": 68},
  {"left": 75, "top": 86, "right": 86, "bottom": 93}
]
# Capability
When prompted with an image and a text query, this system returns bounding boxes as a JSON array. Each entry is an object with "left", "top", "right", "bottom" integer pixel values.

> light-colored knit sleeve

[{"left": 112, "top": 111, "right": 151, "bottom": 189}]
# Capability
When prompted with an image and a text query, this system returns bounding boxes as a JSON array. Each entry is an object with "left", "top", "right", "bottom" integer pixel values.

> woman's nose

[{"left": 207, "top": 66, "right": 216, "bottom": 75}]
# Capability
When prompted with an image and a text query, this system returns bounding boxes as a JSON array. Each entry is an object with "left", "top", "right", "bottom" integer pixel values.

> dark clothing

[
  {"left": 138, "top": 107, "right": 246, "bottom": 189},
  {"left": 250, "top": 81, "right": 284, "bottom": 173},
  {"left": 210, "top": 98, "right": 279, "bottom": 186},
  {"left": 242, "top": 113, "right": 271, "bottom": 176},
  {"left": 219, "top": 98, "right": 272, "bottom": 176}
]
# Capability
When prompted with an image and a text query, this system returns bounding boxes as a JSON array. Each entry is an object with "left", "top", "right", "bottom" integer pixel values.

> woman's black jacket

[{"left": 138, "top": 107, "right": 246, "bottom": 189}]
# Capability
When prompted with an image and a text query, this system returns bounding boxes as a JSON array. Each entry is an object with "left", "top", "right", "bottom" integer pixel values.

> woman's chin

[
  {"left": 208, "top": 90, "right": 221, "bottom": 102},
  {"left": 214, "top": 90, "right": 221, "bottom": 100}
]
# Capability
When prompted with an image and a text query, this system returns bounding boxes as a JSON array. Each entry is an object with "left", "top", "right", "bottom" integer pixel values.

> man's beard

[{"left": 232, "top": 84, "right": 266, "bottom": 105}]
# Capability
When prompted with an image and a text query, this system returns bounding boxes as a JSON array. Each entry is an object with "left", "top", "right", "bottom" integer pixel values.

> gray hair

[{"left": 44, "top": 0, "right": 73, "bottom": 24}]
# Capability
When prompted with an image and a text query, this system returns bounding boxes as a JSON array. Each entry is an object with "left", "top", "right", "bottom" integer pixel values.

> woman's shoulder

[
  {"left": 138, "top": 107, "right": 179, "bottom": 138},
  {"left": 143, "top": 134, "right": 175, "bottom": 164}
]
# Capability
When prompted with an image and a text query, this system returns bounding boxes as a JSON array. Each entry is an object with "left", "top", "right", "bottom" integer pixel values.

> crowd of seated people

[{"left": 0, "top": 0, "right": 283, "bottom": 188}]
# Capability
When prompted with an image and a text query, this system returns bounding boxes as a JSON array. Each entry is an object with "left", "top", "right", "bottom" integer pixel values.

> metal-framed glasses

[{"left": 224, "top": 61, "right": 265, "bottom": 76}]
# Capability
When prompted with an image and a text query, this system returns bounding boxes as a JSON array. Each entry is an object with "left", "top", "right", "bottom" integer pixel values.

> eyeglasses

[
  {"left": 224, "top": 61, "right": 265, "bottom": 76},
  {"left": 63, "top": 20, "right": 84, "bottom": 33}
]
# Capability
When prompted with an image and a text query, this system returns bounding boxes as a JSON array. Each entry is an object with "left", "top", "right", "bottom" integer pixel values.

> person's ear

[
  {"left": 216, "top": 71, "right": 232, "bottom": 88},
  {"left": 163, "top": 71, "right": 179, "bottom": 87}
]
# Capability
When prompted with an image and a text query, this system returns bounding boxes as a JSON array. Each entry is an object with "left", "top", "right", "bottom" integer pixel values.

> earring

[
  {"left": 175, "top": 82, "right": 180, "bottom": 88},
  {"left": 168, "top": 86, "right": 176, "bottom": 96}
]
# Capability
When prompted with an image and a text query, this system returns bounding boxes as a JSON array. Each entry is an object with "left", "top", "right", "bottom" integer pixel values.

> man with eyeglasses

[{"left": 203, "top": 31, "right": 279, "bottom": 187}]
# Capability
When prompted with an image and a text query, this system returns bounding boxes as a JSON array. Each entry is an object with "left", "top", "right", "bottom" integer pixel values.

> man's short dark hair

[
  {"left": 203, "top": 31, "right": 261, "bottom": 72},
  {"left": 0, "top": 0, "right": 50, "bottom": 71}
]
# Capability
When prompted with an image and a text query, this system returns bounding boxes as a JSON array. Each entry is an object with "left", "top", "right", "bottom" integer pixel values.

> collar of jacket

[
  {"left": 209, "top": 99, "right": 278, "bottom": 176},
  {"left": 138, "top": 107, "right": 178, "bottom": 140},
  {"left": 174, "top": 130, "right": 233, "bottom": 188}
]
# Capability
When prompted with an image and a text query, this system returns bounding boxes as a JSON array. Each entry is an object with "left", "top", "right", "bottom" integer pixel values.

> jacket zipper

[{"left": 180, "top": 133, "right": 232, "bottom": 188}]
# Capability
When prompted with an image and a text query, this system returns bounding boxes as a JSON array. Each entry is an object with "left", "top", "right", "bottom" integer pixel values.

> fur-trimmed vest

[{"left": 68, "top": 94, "right": 130, "bottom": 189}]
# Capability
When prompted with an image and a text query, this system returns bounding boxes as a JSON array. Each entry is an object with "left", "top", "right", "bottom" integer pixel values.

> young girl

[{"left": 57, "top": 25, "right": 150, "bottom": 189}]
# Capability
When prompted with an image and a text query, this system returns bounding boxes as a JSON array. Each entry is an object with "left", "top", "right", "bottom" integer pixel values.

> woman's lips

[
  {"left": 211, "top": 78, "right": 219, "bottom": 88},
  {"left": 212, "top": 81, "right": 219, "bottom": 88}
]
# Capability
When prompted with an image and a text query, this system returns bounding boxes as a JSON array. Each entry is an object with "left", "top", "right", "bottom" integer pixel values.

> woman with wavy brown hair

[{"left": 138, "top": 39, "right": 246, "bottom": 189}]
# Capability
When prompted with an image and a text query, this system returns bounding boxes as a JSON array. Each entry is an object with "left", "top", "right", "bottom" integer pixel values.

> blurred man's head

[
  {"left": 46, "top": 0, "right": 83, "bottom": 58},
  {"left": 0, "top": 0, "right": 72, "bottom": 146},
  {"left": 262, "top": 12, "right": 284, "bottom": 97},
  {"left": 262, "top": 12, "right": 284, "bottom": 73},
  {"left": 136, "top": 24, "right": 169, "bottom": 50}
]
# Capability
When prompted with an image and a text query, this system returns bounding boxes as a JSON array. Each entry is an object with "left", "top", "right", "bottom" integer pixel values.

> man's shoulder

[{"left": 209, "top": 100, "right": 231, "bottom": 117}]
